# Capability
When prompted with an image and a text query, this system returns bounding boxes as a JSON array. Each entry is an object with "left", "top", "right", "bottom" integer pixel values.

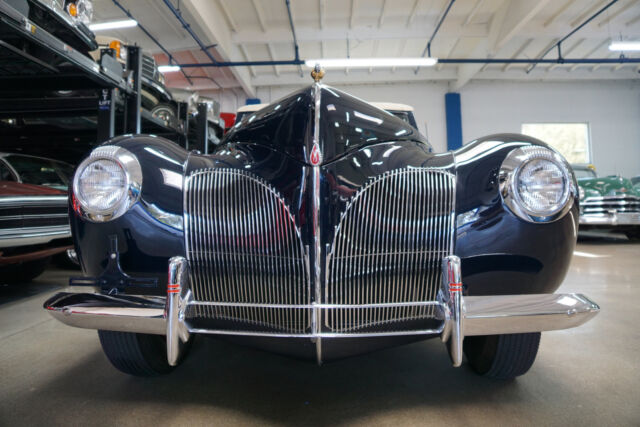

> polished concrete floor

[{"left": 1, "top": 233, "right": 638, "bottom": 426}]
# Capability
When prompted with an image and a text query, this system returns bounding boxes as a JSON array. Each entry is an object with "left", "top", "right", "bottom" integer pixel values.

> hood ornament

[{"left": 311, "top": 64, "right": 325, "bottom": 82}]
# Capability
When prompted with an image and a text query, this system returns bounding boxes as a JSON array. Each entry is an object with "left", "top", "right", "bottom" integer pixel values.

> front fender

[{"left": 453, "top": 134, "right": 579, "bottom": 296}]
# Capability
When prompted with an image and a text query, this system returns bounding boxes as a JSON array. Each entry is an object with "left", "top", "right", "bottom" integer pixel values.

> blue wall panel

[{"left": 445, "top": 92, "right": 462, "bottom": 151}]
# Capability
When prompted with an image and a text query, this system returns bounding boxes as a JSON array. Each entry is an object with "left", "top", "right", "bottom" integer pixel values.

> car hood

[
  {"left": 578, "top": 175, "right": 639, "bottom": 197},
  {"left": 0, "top": 181, "right": 67, "bottom": 197},
  {"left": 222, "top": 84, "right": 429, "bottom": 165}
]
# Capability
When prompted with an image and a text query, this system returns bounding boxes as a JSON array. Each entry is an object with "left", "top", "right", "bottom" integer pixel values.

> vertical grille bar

[
  {"left": 326, "top": 168, "right": 456, "bottom": 332},
  {"left": 184, "top": 168, "right": 310, "bottom": 333}
]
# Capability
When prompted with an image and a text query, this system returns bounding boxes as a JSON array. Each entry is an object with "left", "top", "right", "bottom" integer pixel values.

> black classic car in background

[{"left": 44, "top": 70, "right": 599, "bottom": 379}]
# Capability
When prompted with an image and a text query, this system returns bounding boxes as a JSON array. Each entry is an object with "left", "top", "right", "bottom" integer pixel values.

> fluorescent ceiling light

[
  {"left": 89, "top": 19, "right": 138, "bottom": 31},
  {"left": 608, "top": 41, "right": 640, "bottom": 51},
  {"left": 158, "top": 65, "right": 181, "bottom": 73},
  {"left": 305, "top": 57, "right": 438, "bottom": 68}
]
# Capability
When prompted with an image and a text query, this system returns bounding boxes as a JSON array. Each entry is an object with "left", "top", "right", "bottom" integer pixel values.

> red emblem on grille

[{"left": 310, "top": 143, "right": 322, "bottom": 166}]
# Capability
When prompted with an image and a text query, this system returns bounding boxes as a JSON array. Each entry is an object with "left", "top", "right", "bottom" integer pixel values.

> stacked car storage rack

[{"left": 0, "top": 1, "right": 198, "bottom": 155}]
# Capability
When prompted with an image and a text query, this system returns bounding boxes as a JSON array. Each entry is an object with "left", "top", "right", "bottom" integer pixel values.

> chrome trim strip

[
  {"left": 0, "top": 196, "right": 68, "bottom": 205},
  {"left": 579, "top": 212, "right": 640, "bottom": 226},
  {"left": 441, "top": 255, "right": 463, "bottom": 367},
  {"left": 0, "top": 225, "right": 71, "bottom": 248},
  {"left": 166, "top": 256, "right": 190, "bottom": 366},
  {"left": 311, "top": 80, "right": 323, "bottom": 364}
]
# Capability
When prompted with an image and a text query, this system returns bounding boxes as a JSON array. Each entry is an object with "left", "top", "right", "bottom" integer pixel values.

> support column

[{"left": 445, "top": 92, "right": 462, "bottom": 151}]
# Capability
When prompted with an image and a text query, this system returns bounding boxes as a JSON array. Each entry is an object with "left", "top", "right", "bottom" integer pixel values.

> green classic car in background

[{"left": 573, "top": 164, "right": 640, "bottom": 240}]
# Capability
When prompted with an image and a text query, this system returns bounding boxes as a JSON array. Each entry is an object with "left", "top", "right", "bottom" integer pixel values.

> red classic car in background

[{"left": 0, "top": 155, "right": 73, "bottom": 283}]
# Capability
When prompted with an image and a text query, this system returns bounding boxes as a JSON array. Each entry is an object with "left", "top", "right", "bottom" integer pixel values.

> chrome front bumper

[
  {"left": 579, "top": 212, "right": 640, "bottom": 226},
  {"left": 44, "top": 256, "right": 600, "bottom": 367},
  {"left": 0, "top": 225, "right": 71, "bottom": 249}
]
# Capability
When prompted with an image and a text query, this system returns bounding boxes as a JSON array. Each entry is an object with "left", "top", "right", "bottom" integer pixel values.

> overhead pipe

[
  {"left": 161, "top": 0, "right": 219, "bottom": 65},
  {"left": 527, "top": 0, "right": 619, "bottom": 73},
  {"left": 110, "top": 0, "right": 193, "bottom": 85},
  {"left": 285, "top": 0, "right": 303, "bottom": 76},
  {"left": 160, "top": 0, "right": 222, "bottom": 89},
  {"left": 416, "top": 0, "right": 456, "bottom": 73},
  {"left": 176, "top": 56, "right": 639, "bottom": 68}
]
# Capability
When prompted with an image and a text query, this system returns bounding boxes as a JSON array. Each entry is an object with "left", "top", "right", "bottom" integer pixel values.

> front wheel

[
  {"left": 464, "top": 332, "right": 541, "bottom": 380},
  {"left": 98, "top": 330, "right": 191, "bottom": 376}
]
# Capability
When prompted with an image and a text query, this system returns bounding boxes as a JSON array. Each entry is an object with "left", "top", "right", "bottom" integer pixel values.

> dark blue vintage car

[{"left": 44, "top": 70, "right": 599, "bottom": 379}]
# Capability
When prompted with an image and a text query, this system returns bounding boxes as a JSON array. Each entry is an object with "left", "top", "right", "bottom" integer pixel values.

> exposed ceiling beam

[
  {"left": 436, "top": 37, "right": 460, "bottom": 71},
  {"left": 570, "top": 0, "right": 610, "bottom": 27},
  {"left": 597, "top": 0, "right": 638, "bottom": 26},
  {"left": 249, "top": 67, "right": 639, "bottom": 87},
  {"left": 369, "top": 40, "right": 379, "bottom": 74},
  {"left": 544, "top": 0, "right": 576, "bottom": 27},
  {"left": 378, "top": 0, "right": 388, "bottom": 28},
  {"left": 391, "top": 39, "right": 407, "bottom": 73},
  {"left": 251, "top": 0, "right": 267, "bottom": 32},
  {"left": 464, "top": 0, "right": 484, "bottom": 26},
  {"left": 490, "top": 0, "right": 552, "bottom": 53},
  {"left": 625, "top": 12, "right": 640, "bottom": 25},
  {"left": 319, "top": 0, "right": 325, "bottom": 29},
  {"left": 181, "top": 0, "right": 255, "bottom": 96},
  {"left": 503, "top": 38, "right": 532, "bottom": 71},
  {"left": 548, "top": 38, "right": 585, "bottom": 70},
  {"left": 238, "top": 44, "right": 257, "bottom": 77},
  {"left": 569, "top": 39, "right": 609, "bottom": 70},
  {"left": 450, "top": 39, "right": 488, "bottom": 91},
  {"left": 451, "top": 0, "right": 550, "bottom": 90},
  {"left": 407, "top": 0, "right": 421, "bottom": 26},
  {"left": 217, "top": 0, "right": 237, "bottom": 32},
  {"left": 350, "top": 0, "right": 357, "bottom": 29},
  {"left": 592, "top": 53, "right": 617, "bottom": 71},
  {"left": 267, "top": 43, "right": 280, "bottom": 76},
  {"left": 231, "top": 23, "right": 487, "bottom": 44}
]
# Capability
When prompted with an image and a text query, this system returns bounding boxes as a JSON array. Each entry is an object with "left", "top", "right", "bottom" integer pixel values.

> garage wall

[
  {"left": 254, "top": 79, "right": 640, "bottom": 177},
  {"left": 461, "top": 80, "right": 640, "bottom": 178}
]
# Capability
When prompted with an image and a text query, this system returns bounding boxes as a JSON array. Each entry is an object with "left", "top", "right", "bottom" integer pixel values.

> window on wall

[{"left": 521, "top": 123, "right": 590, "bottom": 164}]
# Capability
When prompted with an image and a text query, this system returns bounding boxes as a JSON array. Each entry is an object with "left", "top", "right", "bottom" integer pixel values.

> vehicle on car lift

[
  {"left": 573, "top": 164, "right": 640, "bottom": 240},
  {"left": 20, "top": 0, "right": 96, "bottom": 55},
  {"left": 45, "top": 69, "right": 599, "bottom": 379},
  {"left": 89, "top": 36, "right": 180, "bottom": 129}
]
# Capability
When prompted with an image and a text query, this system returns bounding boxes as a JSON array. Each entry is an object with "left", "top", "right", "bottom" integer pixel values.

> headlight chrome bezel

[
  {"left": 73, "top": 145, "right": 142, "bottom": 222},
  {"left": 499, "top": 145, "right": 576, "bottom": 223}
]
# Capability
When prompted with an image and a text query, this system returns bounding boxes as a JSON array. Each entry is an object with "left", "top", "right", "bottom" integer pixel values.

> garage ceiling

[{"left": 93, "top": 0, "right": 640, "bottom": 96}]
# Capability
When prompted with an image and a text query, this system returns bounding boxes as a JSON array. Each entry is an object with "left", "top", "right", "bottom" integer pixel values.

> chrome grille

[
  {"left": 326, "top": 168, "right": 455, "bottom": 332},
  {"left": 581, "top": 195, "right": 640, "bottom": 214},
  {"left": 184, "top": 168, "right": 310, "bottom": 333}
]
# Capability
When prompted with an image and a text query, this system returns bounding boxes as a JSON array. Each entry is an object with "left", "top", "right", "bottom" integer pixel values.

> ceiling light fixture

[
  {"left": 304, "top": 57, "right": 438, "bottom": 68},
  {"left": 89, "top": 19, "right": 138, "bottom": 31},
  {"left": 608, "top": 41, "right": 640, "bottom": 51},
  {"left": 158, "top": 65, "right": 181, "bottom": 73}
]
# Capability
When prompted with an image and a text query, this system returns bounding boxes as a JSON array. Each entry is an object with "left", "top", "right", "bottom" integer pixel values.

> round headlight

[
  {"left": 500, "top": 146, "right": 574, "bottom": 222},
  {"left": 75, "top": 0, "right": 93, "bottom": 25},
  {"left": 73, "top": 146, "right": 142, "bottom": 222}
]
